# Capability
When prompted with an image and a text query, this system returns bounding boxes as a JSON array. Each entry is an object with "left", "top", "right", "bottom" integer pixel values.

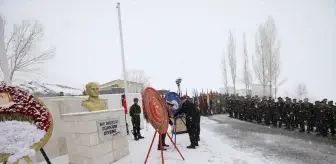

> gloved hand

[{"left": 169, "top": 119, "right": 173, "bottom": 125}]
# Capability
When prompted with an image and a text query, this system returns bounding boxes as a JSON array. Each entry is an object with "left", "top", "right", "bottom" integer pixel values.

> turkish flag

[{"left": 122, "top": 98, "right": 128, "bottom": 114}]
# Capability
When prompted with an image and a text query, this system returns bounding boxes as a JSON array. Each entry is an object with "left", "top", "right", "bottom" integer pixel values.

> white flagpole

[
  {"left": 116, "top": 2, "right": 131, "bottom": 135},
  {"left": 116, "top": 2, "right": 128, "bottom": 96},
  {"left": 0, "top": 15, "right": 11, "bottom": 85}
]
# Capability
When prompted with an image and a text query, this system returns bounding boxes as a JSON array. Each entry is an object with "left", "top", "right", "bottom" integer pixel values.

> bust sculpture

[{"left": 82, "top": 82, "right": 106, "bottom": 112}]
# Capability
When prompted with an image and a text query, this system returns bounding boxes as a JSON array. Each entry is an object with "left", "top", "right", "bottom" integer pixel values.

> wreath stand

[
  {"left": 3, "top": 148, "right": 51, "bottom": 164},
  {"left": 144, "top": 130, "right": 184, "bottom": 164}
]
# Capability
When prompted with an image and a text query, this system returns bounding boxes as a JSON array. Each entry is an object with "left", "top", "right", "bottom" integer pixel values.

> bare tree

[
  {"left": 227, "top": 30, "right": 237, "bottom": 94},
  {"left": 3, "top": 20, "right": 55, "bottom": 81},
  {"left": 123, "top": 69, "right": 150, "bottom": 93},
  {"left": 242, "top": 32, "right": 252, "bottom": 93},
  {"left": 253, "top": 24, "right": 268, "bottom": 96},
  {"left": 221, "top": 49, "right": 229, "bottom": 93},
  {"left": 264, "top": 17, "right": 280, "bottom": 97},
  {"left": 295, "top": 83, "right": 308, "bottom": 100},
  {"left": 253, "top": 16, "right": 280, "bottom": 97}
]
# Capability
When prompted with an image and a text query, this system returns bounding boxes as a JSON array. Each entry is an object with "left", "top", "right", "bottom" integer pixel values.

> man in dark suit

[{"left": 174, "top": 96, "right": 198, "bottom": 149}]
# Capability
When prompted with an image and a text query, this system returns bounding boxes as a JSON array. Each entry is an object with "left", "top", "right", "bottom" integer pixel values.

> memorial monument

[
  {"left": 82, "top": 82, "right": 107, "bottom": 112},
  {"left": 62, "top": 82, "right": 129, "bottom": 164}
]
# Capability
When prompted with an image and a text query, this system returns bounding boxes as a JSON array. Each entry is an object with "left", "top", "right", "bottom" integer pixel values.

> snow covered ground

[{"left": 36, "top": 117, "right": 285, "bottom": 164}]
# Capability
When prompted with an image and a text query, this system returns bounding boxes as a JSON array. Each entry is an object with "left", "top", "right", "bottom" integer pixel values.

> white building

[
  {"left": 250, "top": 84, "right": 275, "bottom": 97},
  {"left": 99, "top": 79, "right": 144, "bottom": 93},
  {"left": 219, "top": 87, "right": 252, "bottom": 96}
]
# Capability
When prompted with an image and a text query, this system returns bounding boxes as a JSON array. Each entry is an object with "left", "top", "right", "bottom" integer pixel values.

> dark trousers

[
  {"left": 307, "top": 118, "right": 315, "bottom": 132},
  {"left": 132, "top": 121, "right": 141, "bottom": 138},
  {"left": 186, "top": 116, "right": 197, "bottom": 145},
  {"left": 158, "top": 133, "right": 167, "bottom": 147},
  {"left": 195, "top": 115, "right": 201, "bottom": 141}
]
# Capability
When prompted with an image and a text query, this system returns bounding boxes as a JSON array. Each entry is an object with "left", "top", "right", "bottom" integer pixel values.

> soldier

[
  {"left": 297, "top": 100, "right": 305, "bottom": 132},
  {"left": 306, "top": 99, "right": 315, "bottom": 133},
  {"left": 277, "top": 97, "right": 285, "bottom": 128},
  {"left": 129, "top": 98, "right": 144, "bottom": 140},
  {"left": 316, "top": 101, "right": 328, "bottom": 136},
  {"left": 228, "top": 97, "right": 234, "bottom": 117},
  {"left": 269, "top": 98, "right": 277, "bottom": 127},
  {"left": 327, "top": 101, "right": 335, "bottom": 136},
  {"left": 195, "top": 101, "right": 201, "bottom": 142},
  {"left": 292, "top": 99, "right": 299, "bottom": 129},
  {"left": 265, "top": 97, "right": 275, "bottom": 126},
  {"left": 283, "top": 98, "right": 293, "bottom": 130}
]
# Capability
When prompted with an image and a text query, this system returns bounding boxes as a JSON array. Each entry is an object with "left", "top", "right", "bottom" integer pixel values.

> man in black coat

[{"left": 174, "top": 96, "right": 198, "bottom": 149}]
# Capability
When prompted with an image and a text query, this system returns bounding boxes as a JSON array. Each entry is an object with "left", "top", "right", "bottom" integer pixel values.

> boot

[
  {"left": 138, "top": 135, "right": 144, "bottom": 139},
  {"left": 134, "top": 136, "right": 139, "bottom": 141},
  {"left": 163, "top": 143, "right": 169, "bottom": 147},
  {"left": 186, "top": 144, "right": 196, "bottom": 149},
  {"left": 157, "top": 146, "right": 167, "bottom": 150}
]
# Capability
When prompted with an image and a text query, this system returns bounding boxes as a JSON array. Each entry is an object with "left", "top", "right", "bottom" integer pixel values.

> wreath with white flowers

[{"left": 0, "top": 82, "right": 53, "bottom": 164}]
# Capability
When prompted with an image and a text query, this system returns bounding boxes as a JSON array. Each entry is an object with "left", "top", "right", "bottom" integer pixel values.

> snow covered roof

[{"left": 16, "top": 81, "right": 83, "bottom": 96}]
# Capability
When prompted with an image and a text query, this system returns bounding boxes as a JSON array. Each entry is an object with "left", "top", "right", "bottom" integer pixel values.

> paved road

[{"left": 205, "top": 114, "right": 336, "bottom": 164}]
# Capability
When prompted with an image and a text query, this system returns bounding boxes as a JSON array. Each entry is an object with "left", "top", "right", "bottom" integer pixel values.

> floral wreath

[
  {"left": 0, "top": 82, "right": 50, "bottom": 131},
  {"left": 0, "top": 82, "right": 52, "bottom": 163}
]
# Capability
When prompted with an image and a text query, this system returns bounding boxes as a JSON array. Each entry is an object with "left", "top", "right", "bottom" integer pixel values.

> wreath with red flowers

[{"left": 0, "top": 83, "right": 50, "bottom": 131}]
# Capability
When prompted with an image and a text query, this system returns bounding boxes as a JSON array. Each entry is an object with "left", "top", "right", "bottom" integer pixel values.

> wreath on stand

[{"left": 0, "top": 82, "right": 53, "bottom": 164}]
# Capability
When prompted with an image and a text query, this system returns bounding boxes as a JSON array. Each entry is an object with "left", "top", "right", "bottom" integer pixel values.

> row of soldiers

[{"left": 195, "top": 94, "right": 335, "bottom": 137}]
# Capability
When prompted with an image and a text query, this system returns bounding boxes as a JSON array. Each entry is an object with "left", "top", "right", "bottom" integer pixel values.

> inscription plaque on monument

[{"left": 97, "top": 118, "right": 121, "bottom": 142}]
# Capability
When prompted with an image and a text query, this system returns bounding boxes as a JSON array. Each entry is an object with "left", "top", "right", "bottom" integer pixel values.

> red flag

[{"left": 122, "top": 97, "right": 128, "bottom": 114}]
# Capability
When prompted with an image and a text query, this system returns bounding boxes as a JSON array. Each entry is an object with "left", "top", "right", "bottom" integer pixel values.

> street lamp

[{"left": 175, "top": 77, "right": 182, "bottom": 96}]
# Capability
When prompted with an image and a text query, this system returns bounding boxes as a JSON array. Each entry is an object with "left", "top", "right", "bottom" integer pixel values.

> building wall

[
  {"left": 100, "top": 80, "right": 144, "bottom": 93},
  {"left": 251, "top": 84, "right": 275, "bottom": 97}
]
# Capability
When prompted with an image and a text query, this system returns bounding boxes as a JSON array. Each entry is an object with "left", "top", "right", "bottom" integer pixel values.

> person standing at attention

[{"left": 130, "top": 98, "right": 144, "bottom": 140}]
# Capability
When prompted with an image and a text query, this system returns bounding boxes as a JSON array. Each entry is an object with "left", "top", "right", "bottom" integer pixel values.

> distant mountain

[{"left": 16, "top": 81, "right": 83, "bottom": 97}]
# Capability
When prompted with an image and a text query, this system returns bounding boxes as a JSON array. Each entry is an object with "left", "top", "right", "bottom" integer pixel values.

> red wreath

[
  {"left": 143, "top": 87, "right": 168, "bottom": 134},
  {"left": 0, "top": 83, "right": 50, "bottom": 131}
]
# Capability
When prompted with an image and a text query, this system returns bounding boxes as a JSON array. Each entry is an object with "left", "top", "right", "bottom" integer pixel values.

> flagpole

[
  {"left": 0, "top": 15, "right": 11, "bottom": 85},
  {"left": 116, "top": 2, "right": 130, "bottom": 135}
]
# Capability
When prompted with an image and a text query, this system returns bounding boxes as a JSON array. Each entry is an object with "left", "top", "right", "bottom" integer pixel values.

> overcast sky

[{"left": 0, "top": 0, "right": 335, "bottom": 101}]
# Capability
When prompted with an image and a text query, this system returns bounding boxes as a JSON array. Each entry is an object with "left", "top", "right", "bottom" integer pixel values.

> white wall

[{"left": 36, "top": 93, "right": 144, "bottom": 163}]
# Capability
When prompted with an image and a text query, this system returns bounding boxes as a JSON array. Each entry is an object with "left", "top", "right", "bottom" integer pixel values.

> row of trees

[{"left": 222, "top": 16, "right": 284, "bottom": 98}]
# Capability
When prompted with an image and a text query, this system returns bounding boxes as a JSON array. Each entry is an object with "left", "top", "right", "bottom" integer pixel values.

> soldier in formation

[{"left": 214, "top": 94, "right": 335, "bottom": 137}]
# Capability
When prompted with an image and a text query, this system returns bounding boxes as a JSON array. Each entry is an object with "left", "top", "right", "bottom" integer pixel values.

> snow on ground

[{"left": 37, "top": 117, "right": 282, "bottom": 164}]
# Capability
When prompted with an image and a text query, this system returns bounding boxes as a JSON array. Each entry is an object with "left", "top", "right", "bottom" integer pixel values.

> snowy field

[{"left": 36, "top": 117, "right": 286, "bottom": 164}]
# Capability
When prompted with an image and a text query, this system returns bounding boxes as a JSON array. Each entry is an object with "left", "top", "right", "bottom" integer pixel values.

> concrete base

[{"left": 61, "top": 109, "right": 129, "bottom": 164}]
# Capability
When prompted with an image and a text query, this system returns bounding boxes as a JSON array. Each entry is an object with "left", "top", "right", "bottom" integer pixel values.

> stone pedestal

[{"left": 61, "top": 109, "right": 129, "bottom": 164}]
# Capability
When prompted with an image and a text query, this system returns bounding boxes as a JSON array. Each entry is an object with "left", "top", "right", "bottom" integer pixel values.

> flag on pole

[{"left": 206, "top": 89, "right": 210, "bottom": 107}]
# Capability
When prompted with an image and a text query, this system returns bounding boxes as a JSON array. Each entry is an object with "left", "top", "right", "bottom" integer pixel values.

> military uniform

[{"left": 129, "top": 98, "right": 144, "bottom": 140}]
